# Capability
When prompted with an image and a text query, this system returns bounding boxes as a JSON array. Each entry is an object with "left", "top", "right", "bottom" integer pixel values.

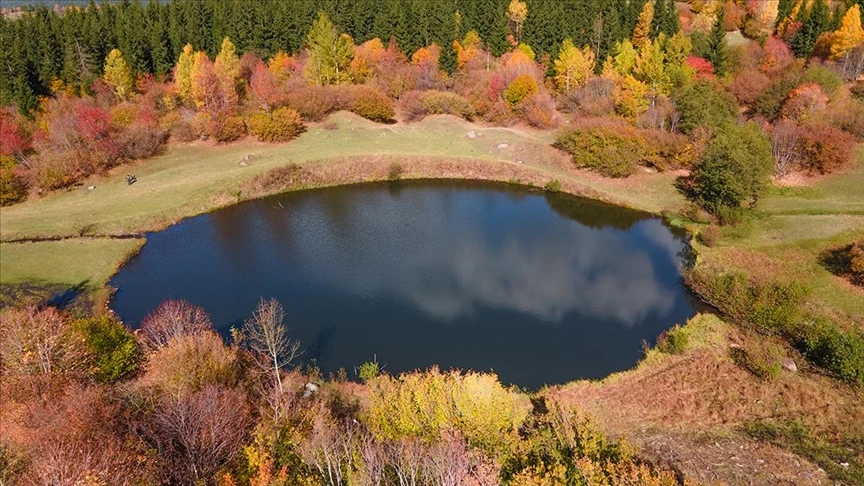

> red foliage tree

[
  {"left": 0, "top": 110, "right": 31, "bottom": 157},
  {"left": 799, "top": 124, "right": 856, "bottom": 174},
  {"left": 249, "top": 61, "right": 282, "bottom": 111},
  {"left": 760, "top": 37, "right": 794, "bottom": 76},
  {"left": 686, "top": 56, "right": 715, "bottom": 79}
]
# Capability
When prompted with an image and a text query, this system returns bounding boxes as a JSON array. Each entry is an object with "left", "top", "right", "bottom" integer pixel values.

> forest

[{"left": 2, "top": 0, "right": 864, "bottom": 485}]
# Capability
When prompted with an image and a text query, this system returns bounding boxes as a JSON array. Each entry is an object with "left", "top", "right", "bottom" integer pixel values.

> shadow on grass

[
  {"left": 819, "top": 244, "right": 864, "bottom": 288},
  {"left": 0, "top": 280, "right": 91, "bottom": 312}
]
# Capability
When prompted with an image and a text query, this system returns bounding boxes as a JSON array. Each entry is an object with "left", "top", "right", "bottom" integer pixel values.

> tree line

[{"left": 0, "top": 0, "right": 683, "bottom": 113}]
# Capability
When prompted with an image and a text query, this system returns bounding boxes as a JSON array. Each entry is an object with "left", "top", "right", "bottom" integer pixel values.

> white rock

[
  {"left": 239, "top": 162, "right": 248, "bottom": 167},
  {"left": 497, "top": 143, "right": 509, "bottom": 149},
  {"left": 467, "top": 131, "right": 477, "bottom": 139},
  {"left": 782, "top": 358, "right": 797, "bottom": 372},
  {"left": 515, "top": 160, "right": 524, "bottom": 164},
  {"left": 88, "top": 185, "right": 95, "bottom": 191}
]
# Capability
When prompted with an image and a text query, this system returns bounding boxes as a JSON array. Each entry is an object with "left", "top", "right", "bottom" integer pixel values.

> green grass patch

[{"left": 0, "top": 238, "right": 143, "bottom": 287}]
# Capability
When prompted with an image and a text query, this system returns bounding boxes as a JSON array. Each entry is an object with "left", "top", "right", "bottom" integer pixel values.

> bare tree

[
  {"left": 422, "top": 431, "right": 474, "bottom": 486},
  {"left": 0, "top": 306, "right": 87, "bottom": 377},
  {"left": 386, "top": 438, "right": 424, "bottom": 486},
  {"left": 300, "top": 414, "right": 356, "bottom": 486},
  {"left": 139, "top": 299, "right": 212, "bottom": 351},
  {"left": 771, "top": 120, "right": 804, "bottom": 177},
  {"left": 242, "top": 298, "right": 301, "bottom": 393},
  {"left": 146, "top": 385, "right": 250, "bottom": 484}
]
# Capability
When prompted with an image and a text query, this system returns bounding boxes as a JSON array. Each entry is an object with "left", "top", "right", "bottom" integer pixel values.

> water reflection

[{"left": 111, "top": 181, "right": 697, "bottom": 387}]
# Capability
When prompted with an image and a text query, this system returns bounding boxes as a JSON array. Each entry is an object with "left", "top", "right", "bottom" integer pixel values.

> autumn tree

[
  {"left": 829, "top": 5, "right": 864, "bottom": 76},
  {"left": 554, "top": 39, "right": 595, "bottom": 93},
  {"left": 214, "top": 37, "right": 241, "bottom": 84},
  {"left": 350, "top": 38, "right": 385, "bottom": 83},
  {"left": 249, "top": 61, "right": 282, "bottom": 111},
  {"left": 174, "top": 44, "right": 196, "bottom": 104},
  {"left": 139, "top": 299, "right": 213, "bottom": 351},
  {"left": 305, "top": 12, "right": 354, "bottom": 85},
  {"left": 0, "top": 306, "right": 87, "bottom": 377},
  {"left": 635, "top": 39, "right": 668, "bottom": 108},
  {"left": 453, "top": 31, "right": 485, "bottom": 70},
  {"left": 103, "top": 49, "right": 133, "bottom": 100},
  {"left": 632, "top": 0, "right": 655, "bottom": 49},
  {"left": 507, "top": 0, "right": 528, "bottom": 46},
  {"left": 242, "top": 298, "right": 301, "bottom": 394},
  {"left": 268, "top": 51, "right": 297, "bottom": 83}
]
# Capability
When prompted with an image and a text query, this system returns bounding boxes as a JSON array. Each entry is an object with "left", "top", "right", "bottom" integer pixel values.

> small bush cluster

[
  {"left": 0, "top": 155, "right": 27, "bottom": 206},
  {"left": 400, "top": 90, "right": 476, "bottom": 121},
  {"left": 553, "top": 121, "right": 644, "bottom": 178},
  {"left": 656, "top": 324, "right": 690, "bottom": 354},
  {"left": 246, "top": 107, "right": 306, "bottom": 142},
  {"left": 800, "top": 319, "right": 864, "bottom": 384},
  {"left": 730, "top": 340, "right": 786, "bottom": 380}
]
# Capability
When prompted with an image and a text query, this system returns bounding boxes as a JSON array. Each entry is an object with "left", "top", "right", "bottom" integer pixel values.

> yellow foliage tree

[
  {"left": 349, "top": 38, "right": 385, "bottom": 83},
  {"left": 189, "top": 51, "right": 212, "bottom": 109},
  {"left": 453, "top": 30, "right": 484, "bottom": 70},
  {"left": 174, "top": 44, "right": 195, "bottom": 104},
  {"left": 411, "top": 44, "right": 440, "bottom": 67},
  {"left": 553, "top": 38, "right": 595, "bottom": 93},
  {"left": 103, "top": 48, "right": 133, "bottom": 100},
  {"left": 507, "top": 0, "right": 528, "bottom": 45},
  {"left": 631, "top": 0, "right": 655, "bottom": 49},
  {"left": 830, "top": 5, "right": 864, "bottom": 62},
  {"left": 614, "top": 74, "right": 649, "bottom": 118},
  {"left": 214, "top": 37, "right": 240, "bottom": 81}
]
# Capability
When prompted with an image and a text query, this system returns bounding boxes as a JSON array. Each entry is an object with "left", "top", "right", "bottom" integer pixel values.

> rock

[
  {"left": 87, "top": 185, "right": 95, "bottom": 191},
  {"left": 467, "top": 131, "right": 477, "bottom": 139},
  {"left": 782, "top": 358, "right": 797, "bottom": 372},
  {"left": 497, "top": 143, "right": 509, "bottom": 149},
  {"left": 840, "top": 462, "right": 850, "bottom": 469},
  {"left": 303, "top": 382, "right": 319, "bottom": 398},
  {"left": 515, "top": 160, "right": 524, "bottom": 164},
  {"left": 239, "top": 162, "right": 248, "bottom": 167},
  {"left": 242, "top": 154, "right": 250, "bottom": 161}
]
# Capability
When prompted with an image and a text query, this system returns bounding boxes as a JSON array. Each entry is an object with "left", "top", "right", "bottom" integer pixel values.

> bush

[
  {"left": 656, "top": 324, "right": 690, "bottom": 354},
  {"left": 781, "top": 83, "right": 828, "bottom": 122},
  {"left": 553, "top": 121, "right": 644, "bottom": 178},
  {"left": 799, "top": 124, "right": 856, "bottom": 174},
  {"left": 559, "top": 77, "right": 616, "bottom": 117},
  {"left": 343, "top": 85, "right": 394, "bottom": 122},
  {"left": 674, "top": 80, "right": 737, "bottom": 134},
  {"left": 73, "top": 316, "right": 139, "bottom": 383},
  {"left": 755, "top": 70, "right": 802, "bottom": 119},
  {"left": 116, "top": 124, "right": 168, "bottom": 159},
  {"left": 731, "top": 68, "right": 771, "bottom": 106},
  {"left": 246, "top": 107, "right": 306, "bottom": 143},
  {"left": 821, "top": 241, "right": 864, "bottom": 287},
  {"left": 730, "top": 343, "right": 784, "bottom": 380},
  {"left": 357, "top": 360, "right": 379, "bottom": 383},
  {"left": 543, "top": 179, "right": 561, "bottom": 192},
  {"left": 284, "top": 85, "right": 339, "bottom": 121},
  {"left": 420, "top": 90, "right": 475, "bottom": 120},
  {"left": 504, "top": 74, "right": 538, "bottom": 107},
  {"left": 0, "top": 155, "right": 27, "bottom": 206},
  {"left": 690, "top": 122, "right": 773, "bottom": 216},
  {"left": 206, "top": 114, "right": 245, "bottom": 143},
  {"left": 699, "top": 224, "right": 720, "bottom": 247},
  {"left": 519, "top": 93, "right": 558, "bottom": 128},
  {"left": 386, "top": 162, "right": 403, "bottom": 181},
  {"left": 801, "top": 65, "right": 842, "bottom": 96},
  {"left": 684, "top": 268, "right": 809, "bottom": 334},
  {"left": 642, "top": 129, "right": 698, "bottom": 170},
  {"left": 800, "top": 319, "right": 864, "bottom": 384}
]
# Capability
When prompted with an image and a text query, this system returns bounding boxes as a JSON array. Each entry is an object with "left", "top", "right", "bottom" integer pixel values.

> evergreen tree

[
  {"left": 631, "top": 0, "right": 654, "bottom": 49},
  {"left": 792, "top": 0, "right": 831, "bottom": 57},
  {"left": 652, "top": 0, "right": 680, "bottom": 38},
  {"left": 706, "top": 5, "right": 728, "bottom": 76}
]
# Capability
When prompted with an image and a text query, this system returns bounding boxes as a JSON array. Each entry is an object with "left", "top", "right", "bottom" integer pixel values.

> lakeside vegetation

[{"left": 2, "top": 0, "right": 864, "bottom": 484}]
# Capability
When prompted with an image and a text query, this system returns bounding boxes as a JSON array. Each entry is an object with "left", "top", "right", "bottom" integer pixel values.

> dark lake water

[{"left": 110, "top": 181, "right": 698, "bottom": 388}]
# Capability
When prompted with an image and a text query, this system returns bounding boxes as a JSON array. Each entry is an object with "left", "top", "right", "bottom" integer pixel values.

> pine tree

[
  {"left": 707, "top": 5, "right": 728, "bottom": 76},
  {"left": 792, "top": 0, "right": 831, "bottom": 57},
  {"left": 103, "top": 48, "right": 133, "bottom": 99},
  {"left": 631, "top": 0, "right": 654, "bottom": 49},
  {"left": 652, "top": 0, "right": 680, "bottom": 38}
]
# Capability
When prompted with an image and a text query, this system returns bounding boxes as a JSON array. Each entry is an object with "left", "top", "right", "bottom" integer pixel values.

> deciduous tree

[
  {"left": 305, "top": 12, "right": 354, "bottom": 85},
  {"left": 553, "top": 39, "right": 595, "bottom": 93},
  {"left": 242, "top": 298, "right": 301, "bottom": 394},
  {"left": 632, "top": 0, "right": 655, "bottom": 49},
  {"left": 103, "top": 48, "right": 133, "bottom": 100}
]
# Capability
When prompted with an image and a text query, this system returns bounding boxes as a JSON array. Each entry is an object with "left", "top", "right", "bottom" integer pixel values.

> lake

[{"left": 110, "top": 181, "right": 698, "bottom": 388}]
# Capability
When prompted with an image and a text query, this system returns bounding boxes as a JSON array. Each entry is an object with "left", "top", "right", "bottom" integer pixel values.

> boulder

[{"left": 781, "top": 358, "right": 797, "bottom": 372}]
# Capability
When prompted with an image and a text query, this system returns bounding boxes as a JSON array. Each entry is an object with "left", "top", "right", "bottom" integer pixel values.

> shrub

[
  {"left": 821, "top": 241, "right": 864, "bottom": 287},
  {"left": 357, "top": 360, "right": 379, "bottom": 383},
  {"left": 674, "top": 80, "right": 737, "bottom": 134},
  {"left": 140, "top": 332, "right": 238, "bottom": 395},
  {"left": 642, "top": 129, "right": 698, "bottom": 170},
  {"left": 730, "top": 341, "right": 785, "bottom": 380},
  {"left": 284, "top": 85, "right": 339, "bottom": 121},
  {"left": 690, "top": 122, "right": 773, "bottom": 216},
  {"left": 504, "top": 74, "right": 538, "bottom": 107},
  {"left": 543, "top": 179, "right": 561, "bottom": 192},
  {"left": 116, "top": 124, "right": 168, "bottom": 159},
  {"left": 699, "top": 224, "right": 720, "bottom": 247},
  {"left": 399, "top": 90, "right": 427, "bottom": 121},
  {"left": 206, "top": 114, "right": 245, "bottom": 143},
  {"left": 800, "top": 319, "right": 864, "bottom": 384},
  {"left": 656, "top": 324, "right": 690, "bottom": 354},
  {"left": 365, "top": 368, "right": 530, "bottom": 456},
  {"left": 731, "top": 68, "right": 771, "bottom": 106},
  {"left": 519, "top": 93, "right": 558, "bottom": 128},
  {"left": 420, "top": 90, "right": 475, "bottom": 120},
  {"left": 73, "top": 316, "right": 139, "bottom": 383},
  {"left": 684, "top": 268, "right": 809, "bottom": 334},
  {"left": 559, "top": 77, "right": 616, "bottom": 117},
  {"left": 139, "top": 299, "right": 213, "bottom": 351},
  {"left": 386, "top": 162, "right": 404, "bottom": 181},
  {"left": 0, "top": 155, "right": 27, "bottom": 206},
  {"left": 801, "top": 65, "right": 842, "bottom": 96},
  {"left": 553, "top": 121, "right": 644, "bottom": 178},
  {"left": 343, "top": 85, "right": 394, "bottom": 122},
  {"left": 754, "top": 70, "right": 802, "bottom": 119},
  {"left": 246, "top": 107, "right": 306, "bottom": 143},
  {"left": 799, "top": 124, "right": 856, "bottom": 174}
]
